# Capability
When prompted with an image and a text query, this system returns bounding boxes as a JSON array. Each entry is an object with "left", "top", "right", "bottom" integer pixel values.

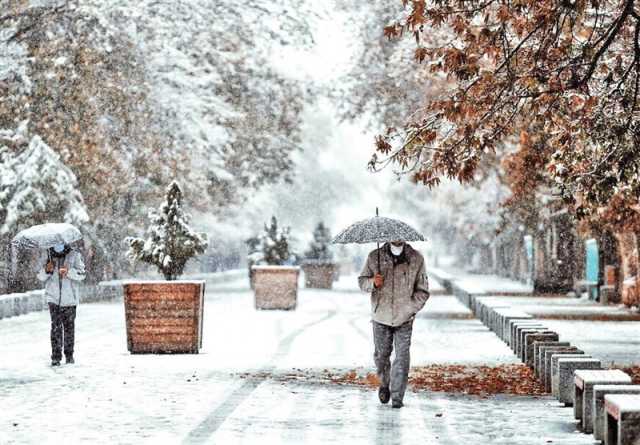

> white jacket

[{"left": 36, "top": 250, "right": 86, "bottom": 306}]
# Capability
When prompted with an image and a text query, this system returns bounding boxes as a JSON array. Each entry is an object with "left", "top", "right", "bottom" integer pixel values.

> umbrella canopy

[
  {"left": 12, "top": 223, "right": 83, "bottom": 250},
  {"left": 332, "top": 215, "right": 425, "bottom": 244}
]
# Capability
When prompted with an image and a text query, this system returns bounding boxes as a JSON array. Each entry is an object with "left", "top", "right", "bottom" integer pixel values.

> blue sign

[{"left": 585, "top": 238, "right": 599, "bottom": 300}]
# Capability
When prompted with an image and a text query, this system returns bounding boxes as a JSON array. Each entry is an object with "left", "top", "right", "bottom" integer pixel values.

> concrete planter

[
  {"left": 252, "top": 266, "right": 299, "bottom": 310},
  {"left": 301, "top": 262, "right": 336, "bottom": 289},
  {"left": 123, "top": 280, "right": 205, "bottom": 354}
]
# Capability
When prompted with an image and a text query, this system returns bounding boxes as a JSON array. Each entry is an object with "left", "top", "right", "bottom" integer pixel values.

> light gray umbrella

[
  {"left": 10, "top": 223, "right": 83, "bottom": 275},
  {"left": 12, "top": 223, "right": 83, "bottom": 250},
  {"left": 332, "top": 209, "right": 424, "bottom": 272}
]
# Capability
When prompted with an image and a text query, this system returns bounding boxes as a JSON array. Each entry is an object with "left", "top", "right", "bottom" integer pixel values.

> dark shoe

[
  {"left": 378, "top": 386, "right": 390, "bottom": 404},
  {"left": 65, "top": 356, "right": 74, "bottom": 364},
  {"left": 51, "top": 360, "right": 61, "bottom": 367},
  {"left": 392, "top": 399, "right": 404, "bottom": 409}
]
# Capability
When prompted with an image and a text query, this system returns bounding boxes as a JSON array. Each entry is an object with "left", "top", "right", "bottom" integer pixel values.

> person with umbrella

[
  {"left": 13, "top": 223, "right": 86, "bottom": 366},
  {"left": 333, "top": 211, "right": 430, "bottom": 408}
]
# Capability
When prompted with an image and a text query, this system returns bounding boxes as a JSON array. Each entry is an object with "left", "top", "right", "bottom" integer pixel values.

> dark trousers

[
  {"left": 372, "top": 319, "right": 414, "bottom": 402},
  {"left": 48, "top": 303, "right": 76, "bottom": 361}
]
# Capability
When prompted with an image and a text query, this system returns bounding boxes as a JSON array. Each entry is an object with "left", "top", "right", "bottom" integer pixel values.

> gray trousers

[{"left": 372, "top": 319, "right": 414, "bottom": 402}]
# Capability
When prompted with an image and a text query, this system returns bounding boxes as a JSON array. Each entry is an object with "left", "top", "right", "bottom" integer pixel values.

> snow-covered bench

[
  {"left": 523, "top": 332, "right": 559, "bottom": 368},
  {"left": 553, "top": 357, "right": 601, "bottom": 405},
  {"left": 604, "top": 394, "right": 640, "bottom": 445},
  {"left": 545, "top": 350, "right": 585, "bottom": 392},
  {"left": 534, "top": 342, "right": 570, "bottom": 377},
  {"left": 573, "top": 370, "right": 631, "bottom": 433},
  {"left": 516, "top": 327, "right": 549, "bottom": 359},
  {"left": 537, "top": 344, "right": 574, "bottom": 383},
  {"left": 496, "top": 309, "right": 532, "bottom": 343},
  {"left": 594, "top": 385, "right": 640, "bottom": 442},
  {"left": 508, "top": 319, "right": 541, "bottom": 348}
]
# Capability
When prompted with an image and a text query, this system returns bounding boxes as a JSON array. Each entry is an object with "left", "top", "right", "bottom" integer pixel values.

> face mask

[
  {"left": 53, "top": 244, "right": 65, "bottom": 253},
  {"left": 390, "top": 243, "right": 404, "bottom": 256}
]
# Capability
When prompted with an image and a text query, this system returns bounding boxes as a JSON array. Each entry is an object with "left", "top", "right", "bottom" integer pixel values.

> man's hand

[
  {"left": 59, "top": 267, "right": 68, "bottom": 279},
  {"left": 45, "top": 262, "right": 54, "bottom": 274},
  {"left": 373, "top": 273, "right": 384, "bottom": 289}
]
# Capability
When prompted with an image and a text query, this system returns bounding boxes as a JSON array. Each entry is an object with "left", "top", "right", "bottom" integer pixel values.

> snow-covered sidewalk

[{"left": 1, "top": 276, "right": 595, "bottom": 444}]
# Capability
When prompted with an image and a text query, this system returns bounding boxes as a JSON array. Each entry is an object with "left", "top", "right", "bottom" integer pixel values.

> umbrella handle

[{"left": 377, "top": 242, "right": 380, "bottom": 274}]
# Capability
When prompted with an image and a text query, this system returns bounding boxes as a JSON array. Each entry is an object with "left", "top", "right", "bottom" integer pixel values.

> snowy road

[{"left": 1, "top": 276, "right": 595, "bottom": 444}]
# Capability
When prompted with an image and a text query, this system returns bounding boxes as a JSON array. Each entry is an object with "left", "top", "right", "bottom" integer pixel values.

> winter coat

[
  {"left": 36, "top": 249, "right": 86, "bottom": 307},
  {"left": 358, "top": 243, "right": 430, "bottom": 327}
]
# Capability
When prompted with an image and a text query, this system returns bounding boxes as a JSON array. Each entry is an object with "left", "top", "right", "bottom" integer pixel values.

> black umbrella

[{"left": 332, "top": 208, "right": 425, "bottom": 272}]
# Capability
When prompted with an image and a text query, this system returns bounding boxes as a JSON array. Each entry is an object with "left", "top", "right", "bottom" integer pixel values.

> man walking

[
  {"left": 359, "top": 240, "right": 429, "bottom": 408},
  {"left": 37, "top": 243, "right": 86, "bottom": 366}
]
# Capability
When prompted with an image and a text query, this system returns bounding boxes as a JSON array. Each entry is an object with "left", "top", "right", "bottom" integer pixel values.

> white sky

[{"left": 204, "top": 1, "right": 429, "bottom": 251}]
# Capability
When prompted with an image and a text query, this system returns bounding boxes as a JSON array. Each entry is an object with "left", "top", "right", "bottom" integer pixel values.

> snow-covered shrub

[
  {"left": 304, "top": 222, "right": 334, "bottom": 264},
  {"left": 0, "top": 121, "right": 89, "bottom": 235},
  {"left": 126, "top": 181, "right": 208, "bottom": 281},
  {"left": 256, "top": 216, "right": 292, "bottom": 266}
]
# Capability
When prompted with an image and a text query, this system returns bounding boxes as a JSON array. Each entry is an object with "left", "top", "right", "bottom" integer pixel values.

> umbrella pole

[{"left": 376, "top": 207, "right": 380, "bottom": 273}]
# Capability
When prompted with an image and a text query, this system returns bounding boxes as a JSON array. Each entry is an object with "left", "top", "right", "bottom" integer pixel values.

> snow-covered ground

[{"left": 0, "top": 276, "right": 597, "bottom": 444}]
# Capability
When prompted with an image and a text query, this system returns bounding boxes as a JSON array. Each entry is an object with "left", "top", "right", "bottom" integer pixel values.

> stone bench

[
  {"left": 487, "top": 305, "right": 511, "bottom": 330},
  {"left": 535, "top": 343, "right": 570, "bottom": 378},
  {"left": 545, "top": 350, "right": 585, "bottom": 392},
  {"left": 524, "top": 333, "right": 559, "bottom": 368},
  {"left": 510, "top": 321, "right": 545, "bottom": 350},
  {"left": 553, "top": 357, "right": 601, "bottom": 405},
  {"left": 517, "top": 327, "right": 550, "bottom": 359},
  {"left": 574, "top": 370, "right": 631, "bottom": 433},
  {"left": 495, "top": 309, "right": 531, "bottom": 342},
  {"left": 508, "top": 320, "right": 543, "bottom": 348},
  {"left": 604, "top": 394, "right": 640, "bottom": 445},
  {"left": 594, "top": 385, "right": 640, "bottom": 442}
]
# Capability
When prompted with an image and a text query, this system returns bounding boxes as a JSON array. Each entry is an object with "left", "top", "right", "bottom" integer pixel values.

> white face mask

[
  {"left": 53, "top": 244, "right": 65, "bottom": 253},
  {"left": 390, "top": 243, "right": 404, "bottom": 256}
]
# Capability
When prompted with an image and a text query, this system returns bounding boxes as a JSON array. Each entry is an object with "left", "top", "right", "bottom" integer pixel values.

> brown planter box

[
  {"left": 302, "top": 263, "right": 336, "bottom": 289},
  {"left": 123, "top": 281, "right": 205, "bottom": 353},
  {"left": 252, "top": 266, "right": 299, "bottom": 310}
]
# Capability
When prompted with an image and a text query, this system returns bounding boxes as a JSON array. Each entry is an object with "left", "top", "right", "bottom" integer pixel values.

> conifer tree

[
  {"left": 305, "top": 222, "right": 333, "bottom": 263},
  {"left": 260, "top": 216, "right": 292, "bottom": 266},
  {"left": 127, "top": 181, "right": 208, "bottom": 280}
]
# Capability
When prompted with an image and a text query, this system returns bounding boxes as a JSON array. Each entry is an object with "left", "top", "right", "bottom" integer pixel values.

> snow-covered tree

[
  {"left": 260, "top": 216, "right": 292, "bottom": 266},
  {"left": 0, "top": 121, "right": 89, "bottom": 235},
  {"left": 1, "top": 0, "right": 316, "bottom": 278},
  {"left": 304, "top": 222, "right": 334, "bottom": 263},
  {"left": 371, "top": 1, "right": 640, "bottom": 220},
  {"left": 126, "top": 181, "right": 208, "bottom": 281}
]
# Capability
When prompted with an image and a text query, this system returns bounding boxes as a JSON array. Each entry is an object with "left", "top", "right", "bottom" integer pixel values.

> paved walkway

[{"left": 0, "top": 276, "right": 596, "bottom": 444}]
